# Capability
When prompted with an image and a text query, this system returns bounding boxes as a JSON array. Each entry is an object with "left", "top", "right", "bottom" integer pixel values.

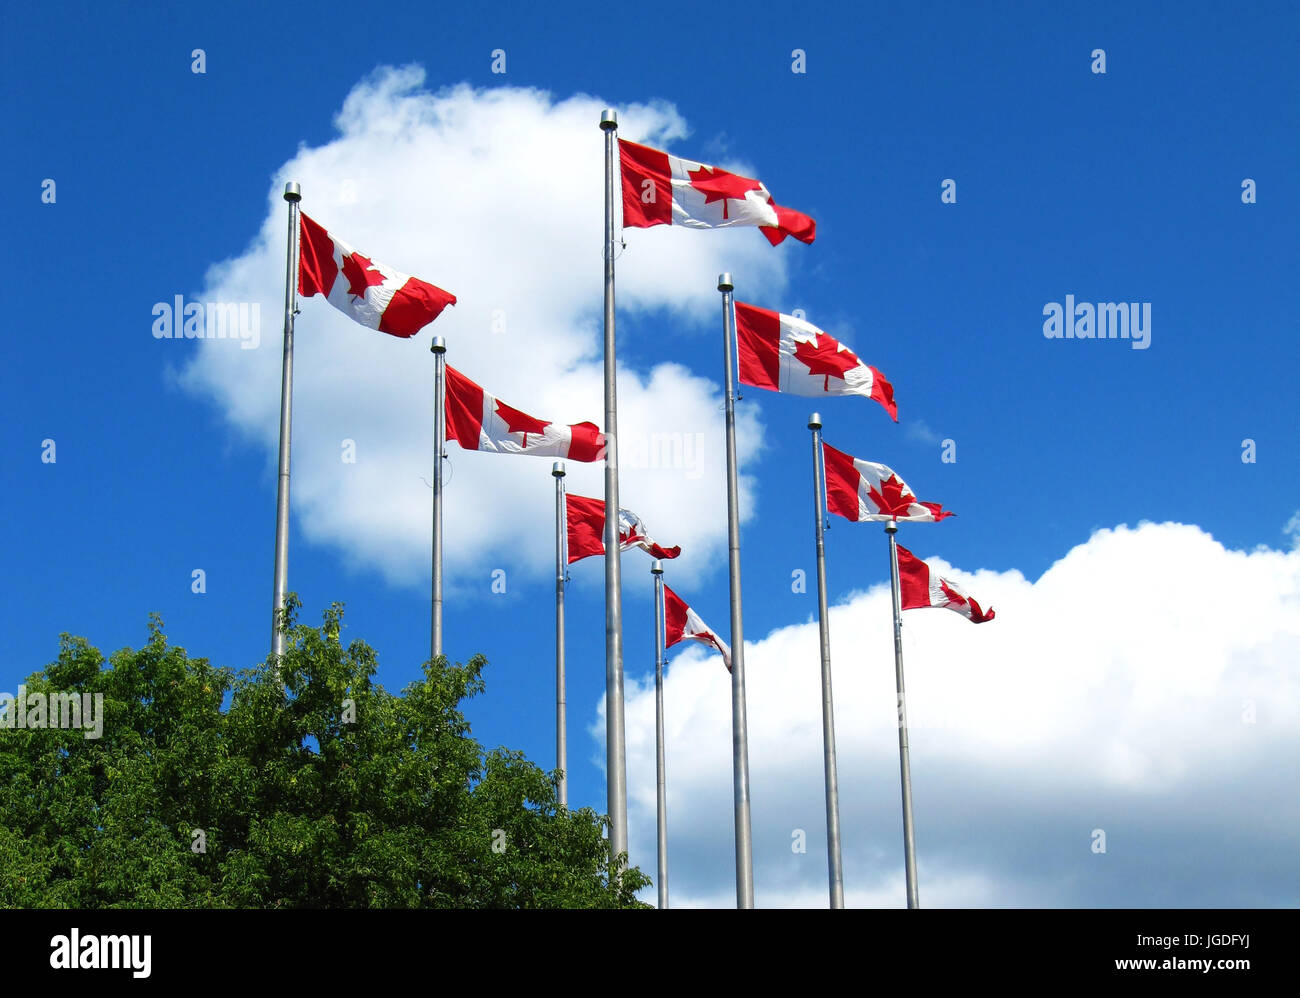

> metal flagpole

[
  {"left": 271, "top": 181, "right": 301, "bottom": 661},
  {"left": 600, "top": 108, "right": 629, "bottom": 871},
  {"left": 431, "top": 336, "right": 446, "bottom": 660},
  {"left": 651, "top": 559, "right": 668, "bottom": 909},
  {"left": 885, "top": 519, "right": 920, "bottom": 908},
  {"left": 553, "top": 461, "right": 568, "bottom": 809},
  {"left": 717, "top": 273, "right": 754, "bottom": 908},
  {"left": 808, "top": 414, "right": 845, "bottom": 909}
]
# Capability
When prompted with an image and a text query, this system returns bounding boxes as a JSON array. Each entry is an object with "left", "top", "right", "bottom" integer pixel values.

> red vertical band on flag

[
  {"left": 662, "top": 585, "right": 690, "bottom": 647},
  {"left": 566, "top": 493, "right": 607, "bottom": 563},
  {"left": 298, "top": 213, "right": 339, "bottom": 297},
  {"left": 734, "top": 301, "right": 782, "bottom": 391},
  {"left": 444, "top": 366, "right": 485, "bottom": 449},
  {"left": 895, "top": 544, "right": 933, "bottom": 610},
  {"left": 870, "top": 367, "right": 899, "bottom": 422},
  {"left": 821, "top": 441, "right": 864, "bottom": 522},
  {"left": 379, "top": 277, "right": 457, "bottom": 338},
  {"left": 762, "top": 203, "right": 818, "bottom": 246},
  {"left": 919, "top": 501, "right": 952, "bottom": 521},
  {"left": 618, "top": 139, "right": 673, "bottom": 228},
  {"left": 567, "top": 422, "right": 606, "bottom": 463}
]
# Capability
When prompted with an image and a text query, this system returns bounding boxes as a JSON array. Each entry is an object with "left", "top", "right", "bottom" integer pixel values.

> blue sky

[{"left": 3, "top": 1, "right": 1297, "bottom": 906}]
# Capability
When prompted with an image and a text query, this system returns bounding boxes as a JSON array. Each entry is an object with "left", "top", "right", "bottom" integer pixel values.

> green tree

[{"left": 0, "top": 598, "right": 648, "bottom": 908}]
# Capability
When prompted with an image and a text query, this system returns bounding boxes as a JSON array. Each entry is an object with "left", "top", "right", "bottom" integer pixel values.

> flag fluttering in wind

[
  {"left": 566, "top": 493, "right": 681, "bottom": 563},
  {"left": 734, "top": 302, "right": 897, "bottom": 420},
  {"left": 444, "top": 366, "right": 605, "bottom": 461},
  {"left": 298, "top": 213, "right": 456, "bottom": 337},
  {"left": 618, "top": 139, "right": 816, "bottom": 246},
  {"left": 822, "top": 441, "right": 953, "bottom": 522},
  {"left": 897, "top": 544, "right": 995, "bottom": 623},
  {"left": 663, "top": 585, "right": 732, "bottom": 670}
]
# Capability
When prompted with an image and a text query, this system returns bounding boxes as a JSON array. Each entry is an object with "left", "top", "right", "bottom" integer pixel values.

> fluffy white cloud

[
  {"left": 613, "top": 521, "right": 1300, "bottom": 907},
  {"left": 181, "top": 67, "right": 788, "bottom": 588}
]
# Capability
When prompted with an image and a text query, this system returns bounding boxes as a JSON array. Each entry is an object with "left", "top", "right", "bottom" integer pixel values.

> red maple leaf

[
  {"left": 494, "top": 399, "right": 551, "bottom": 448},
  {"left": 341, "top": 251, "right": 385, "bottom": 300},
  {"left": 793, "top": 334, "right": 861, "bottom": 391},
  {"left": 866, "top": 474, "right": 916, "bottom": 517},
  {"left": 687, "top": 164, "right": 763, "bottom": 220},
  {"left": 938, "top": 579, "right": 968, "bottom": 608}
]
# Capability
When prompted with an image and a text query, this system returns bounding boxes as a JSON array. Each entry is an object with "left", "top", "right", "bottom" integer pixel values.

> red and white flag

[
  {"left": 445, "top": 366, "right": 605, "bottom": 462},
  {"left": 298, "top": 213, "right": 456, "bottom": 337},
  {"left": 566, "top": 494, "right": 682, "bottom": 563},
  {"left": 619, "top": 139, "right": 815, "bottom": 246},
  {"left": 822, "top": 441, "right": 954, "bottom": 522},
  {"left": 897, "top": 544, "right": 995, "bottom": 623},
  {"left": 734, "top": 301, "right": 897, "bottom": 420},
  {"left": 663, "top": 585, "right": 731, "bottom": 670}
]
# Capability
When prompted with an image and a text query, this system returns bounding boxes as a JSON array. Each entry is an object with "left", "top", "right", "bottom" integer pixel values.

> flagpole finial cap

[
  {"left": 283, "top": 182, "right": 301, "bottom": 203},
  {"left": 808, "top": 412, "right": 822, "bottom": 430},
  {"left": 717, "top": 273, "right": 734, "bottom": 292},
  {"left": 430, "top": 335, "right": 446, "bottom": 354},
  {"left": 552, "top": 461, "right": 565, "bottom": 478},
  {"left": 885, "top": 519, "right": 899, "bottom": 534},
  {"left": 600, "top": 109, "right": 618, "bottom": 130},
  {"left": 651, "top": 559, "right": 663, "bottom": 575}
]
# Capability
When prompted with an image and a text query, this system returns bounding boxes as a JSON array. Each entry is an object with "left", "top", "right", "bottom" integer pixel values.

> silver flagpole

[
  {"left": 271, "top": 181, "right": 301, "bottom": 661},
  {"left": 808, "top": 414, "right": 845, "bottom": 909},
  {"left": 651, "top": 559, "right": 668, "bottom": 909},
  {"left": 599, "top": 108, "right": 629, "bottom": 871},
  {"left": 431, "top": 336, "right": 446, "bottom": 660},
  {"left": 717, "top": 273, "right": 754, "bottom": 908},
  {"left": 885, "top": 520, "right": 920, "bottom": 908},
  {"left": 553, "top": 461, "right": 568, "bottom": 809}
]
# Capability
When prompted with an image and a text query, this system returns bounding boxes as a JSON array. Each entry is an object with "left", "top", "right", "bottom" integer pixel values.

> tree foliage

[{"left": 0, "top": 598, "right": 649, "bottom": 908}]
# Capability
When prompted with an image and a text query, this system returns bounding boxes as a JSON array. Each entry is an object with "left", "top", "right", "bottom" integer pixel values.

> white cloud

[
  {"left": 903, "top": 419, "right": 941, "bottom": 445},
  {"left": 180, "top": 68, "right": 789, "bottom": 589},
  {"left": 614, "top": 522, "right": 1300, "bottom": 907}
]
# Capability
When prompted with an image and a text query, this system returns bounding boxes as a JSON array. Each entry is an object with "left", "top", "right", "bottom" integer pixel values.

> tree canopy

[{"left": 0, "top": 598, "right": 648, "bottom": 908}]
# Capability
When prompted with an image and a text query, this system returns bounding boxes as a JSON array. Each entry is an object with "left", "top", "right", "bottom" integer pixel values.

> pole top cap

[
  {"left": 284, "top": 181, "right": 302, "bottom": 202},
  {"left": 808, "top": 412, "right": 823, "bottom": 429},
  {"left": 552, "top": 461, "right": 566, "bottom": 477},
  {"left": 717, "top": 273, "right": 734, "bottom": 292},
  {"left": 430, "top": 335, "right": 446, "bottom": 353},
  {"left": 884, "top": 519, "right": 899, "bottom": 533},
  {"left": 651, "top": 559, "right": 663, "bottom": 575},
  {"left": 600, "top": 109, "right": 618, "bottom": 130}
]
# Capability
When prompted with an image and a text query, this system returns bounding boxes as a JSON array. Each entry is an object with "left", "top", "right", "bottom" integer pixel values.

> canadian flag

[
  {"left": 566, "top": 494, "right": 682, "bottom": 564},
  {"left": 619, "top": 139, "right": 815, "bottom": 246},
  {"left": 445, "top": 366, "right": 605, "bottom": 462},
  {"left": 298, "top": 213, "right": 456, "bottom": 337},
  {"left": 734, "top": 301, "right": 897, "bottom": 420},
  {"left": 822, "top": 441, "right": 954, "bottom": 522},
  {"left": 663, "top": 585, "right": 731, "bottom": 670},
  {"left": 897, "top": 544, "right": 995, "bottom": 623}
]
